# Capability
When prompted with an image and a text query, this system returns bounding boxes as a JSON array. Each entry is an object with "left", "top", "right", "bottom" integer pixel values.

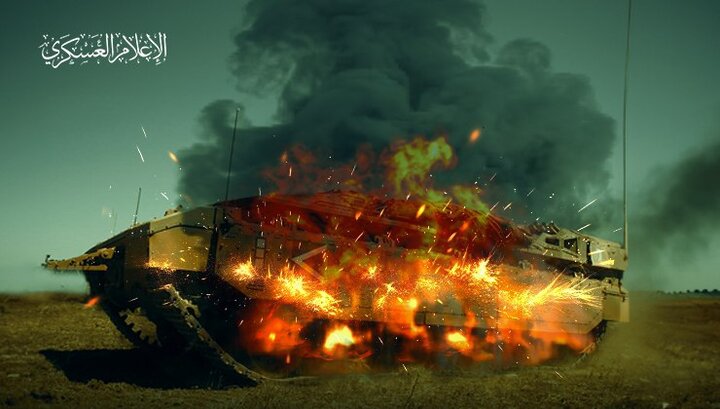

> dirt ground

[{"left": 0, "top": 291, "right": 719, "bottom": 409}]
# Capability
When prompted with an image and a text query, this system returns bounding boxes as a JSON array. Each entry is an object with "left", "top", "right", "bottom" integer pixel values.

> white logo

[{"left": 40, "top": 33, "right": 167, "bottom": 68}]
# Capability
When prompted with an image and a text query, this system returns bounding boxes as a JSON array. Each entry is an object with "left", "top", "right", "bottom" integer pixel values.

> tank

[{"left": 43, "top": 191, "right": 629, "bottom": 384}]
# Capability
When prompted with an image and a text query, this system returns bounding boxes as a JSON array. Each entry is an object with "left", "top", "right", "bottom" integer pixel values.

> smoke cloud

[
  {"left": 178, "top": 0, "right": 619, "bottom": 230},
  {"left": 628, "top": 138, "right": 720, "bottom": 290}
]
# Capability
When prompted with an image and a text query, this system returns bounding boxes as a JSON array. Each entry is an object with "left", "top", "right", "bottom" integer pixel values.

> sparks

[
  {"left": 135, "top": 145, "right": 145, "bottom": 163},
  {"left": 140, "top": 125, "right": 148, "bottom": 139},
  {"left": 232, "top": 261, "right": 256, "bottom": 281},
  {"left": 442, "top": 198, "right": 452, "bottom": 212},
  {"left": 168, "top": 151, "right": 179, "bottom": 163},
  {"left": 160, "top": 192, "right": 169, "bottom": 200},
  {"left": 577, "top": 223, "right": 591, "bottom": 232},
  {"left": 415, "top": 204, "right": 426, "bottom": 219},
  {"left": 134, "top": 136, "right": 620, "bottom": 367},
  {"left": 577, "top": 198, "right": 598, "bottom": 213},
  {"left": 499, "top": 275, "right": 602, "bottom": 317}
]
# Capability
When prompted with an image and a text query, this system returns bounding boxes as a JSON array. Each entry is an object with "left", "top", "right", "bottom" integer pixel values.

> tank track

[
  {"left": 574, "top": 320, "right": 607, "bottom": 363},
  {"left": 101, "top": 303, "right": 160, "bottom": 348},
  {"left": 146, "top": 284, "right": 265, "bottom": 386},
  {"left": 110, "top": 283, "right": 608, "bottom": 383},
  {"left": 86, "top": 273, "right": 161, "bottom": 349}
]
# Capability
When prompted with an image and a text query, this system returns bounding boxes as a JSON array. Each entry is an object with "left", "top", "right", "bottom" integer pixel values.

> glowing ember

[
  {"left": 84, "top": 296, "right": 100, "bottom": 309},
  {"left": 469, "top": 128, "right": 481, "bottom": 143}
]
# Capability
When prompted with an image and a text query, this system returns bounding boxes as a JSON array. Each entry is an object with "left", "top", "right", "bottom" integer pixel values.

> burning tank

[{"left": 43, "top": 190, "right": 629, "bottom": 385}]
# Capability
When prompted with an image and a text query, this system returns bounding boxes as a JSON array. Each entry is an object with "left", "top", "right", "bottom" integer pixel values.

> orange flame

[
  {"left": 446, "top": 331, "right": 471, "bottom": 352},
  {"left": 323, "top": 325, "right": 356, "bottom": 353},
  {"left": 230, "top": 261, "right": 341, "bottom": 316},
  {"left": 214, "top": 135, "right": 606, "bottom": 369}
]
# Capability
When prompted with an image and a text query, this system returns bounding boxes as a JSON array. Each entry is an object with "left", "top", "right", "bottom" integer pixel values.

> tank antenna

[
  {"left": 224, "top": 107, "right": 241, "bottom": 202},
  {"left": 132, "top": 187, "right": 142, "bottom": 226},
  {"left": 621, "top": 0, "right": 632, "bottom": 252}
]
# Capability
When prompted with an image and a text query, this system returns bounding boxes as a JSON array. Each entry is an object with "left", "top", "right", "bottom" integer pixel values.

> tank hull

[{"left": 45, "top": 191, "right": 629, "bottom": 383}]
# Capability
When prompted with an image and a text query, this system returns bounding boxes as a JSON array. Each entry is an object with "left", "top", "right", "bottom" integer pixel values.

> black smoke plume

[
  {"left": 178, "top": 0, "right": 619, "bottom": 230},
  {"left": 628, "top": 138, "right": 720, "bottom": 290}
]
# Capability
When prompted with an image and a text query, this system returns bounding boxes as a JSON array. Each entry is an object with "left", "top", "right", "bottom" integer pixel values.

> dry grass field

[{"left": 1, "top": 291, "right": 719, "bottom": 408}]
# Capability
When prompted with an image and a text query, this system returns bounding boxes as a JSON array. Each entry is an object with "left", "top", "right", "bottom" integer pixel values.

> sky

[{"left": 0, "top": 0, "right": 718, "bottom": 292}]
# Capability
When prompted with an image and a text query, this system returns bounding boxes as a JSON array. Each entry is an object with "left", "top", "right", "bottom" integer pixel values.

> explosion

[
  {"left": 323, "top": 325, "right": 356, "bottom": 353},
  {"left": 212, "top": 136, "right": 604, "bottom": 368}
]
